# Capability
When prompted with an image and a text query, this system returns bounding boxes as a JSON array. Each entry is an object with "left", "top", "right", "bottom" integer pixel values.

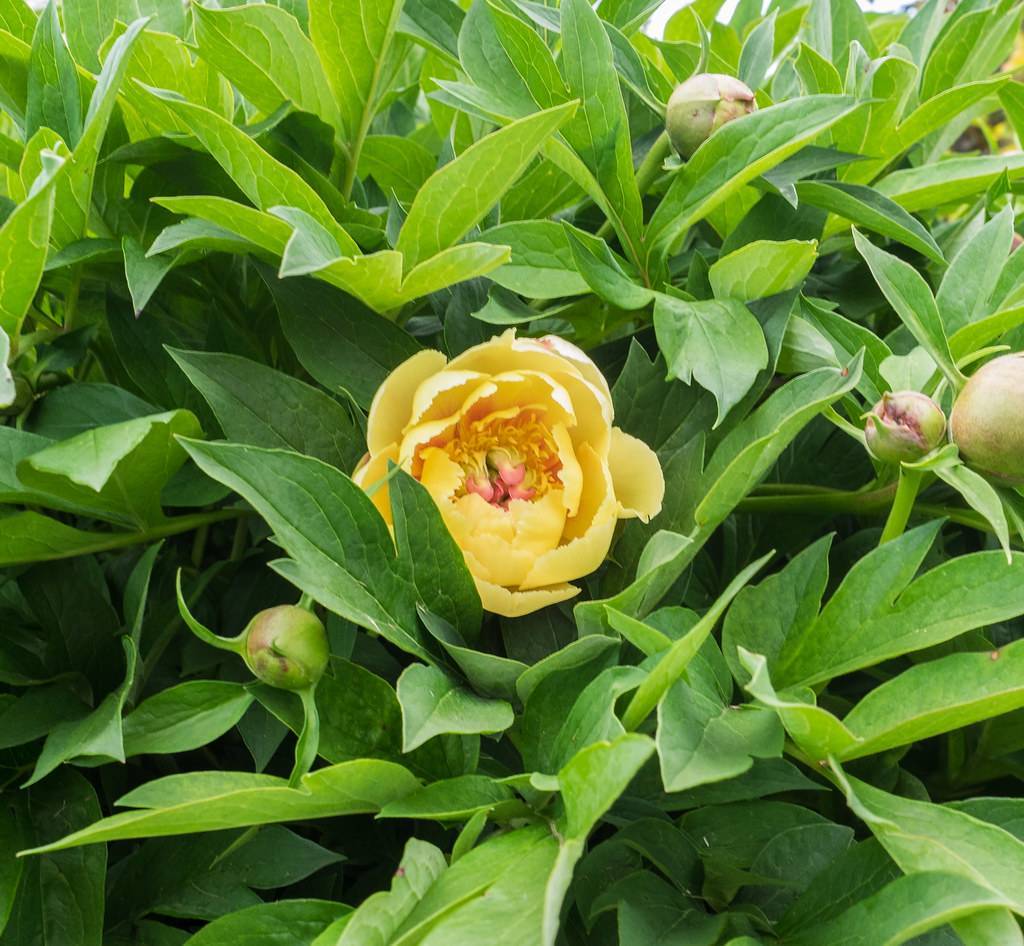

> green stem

[
  {"left": 63, "top": 264, "right": 83, "bottom": 335},
  {"left": 12, "top": 509, "right": 248, "bottom": 565},
  {"left": 191, "top": 522, "right": 210, "bottom": 569},
  {"left": 879, "top": 468, "right": 923, "bottom": 545},
  {"left": 229, "top": 516, "right": 248, "bottom": 562},
  {"left": 289, "top": 685, "right": 321, "bottom": 788},
  {"left": 297, "top": 592, "right": 315, "bottom": 611}
]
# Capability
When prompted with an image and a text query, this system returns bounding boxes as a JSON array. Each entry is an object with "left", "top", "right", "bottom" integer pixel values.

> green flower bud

[
  {"left": 0, "top": 374, "right": 33, "bottom": 417},
  {"left": 864, "top": 391, "right": 947, "bottom": 464},
  {"left": 950, "top": 352, "right": 1024, "bottom": 484},
  {"left": 666, "top": 73, "right": 756, "bottom": 159},
  {"left": 243, "top": 605, "right": 329, "bottom": 690}
]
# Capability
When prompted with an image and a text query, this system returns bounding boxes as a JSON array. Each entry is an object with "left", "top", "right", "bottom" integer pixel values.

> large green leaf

[
  {"left": 397, "top": 664, "right": 513, "bottom": 752},
  {"left": 16, "top": 410, "right": 201, "bottom": 527},
  {"left": 179, "top": 439, "right": 427, "bottom": 659},
  {"left": 309, "top": 0, "right": 403, "bottom": 159},
  {"left": 0, "top": 151, "right": 61, "bottom": 337},
  {"left": 63, "top": 0, "right": 184, "bottom": 71},
  {"left": 558, "top": 0, "right": 644, "bottom": 261},
  {"left": 192, "top": 3, "right": 341, "bottom": 133},
  {"left": 167, "top": 348, "right": 364, "bottom": 472},
  {"left": 654, "top": 294, "right": 769, "bottom": 423},
  {"left": 777, "top": 525, "right": 1024, "bottom": 687},
  {"left": 709, "top": 240, "right": 819, "bottom": 301},
  {"left": 138, "top": 86, "right": 358, "bottom": 256},
  {"left": 397, "top": 102, "right": 576, "bottom": 267},
  {"left": 22, "top": 761, "right": 420, "bottom": 853},
  {"left": 645, "top": 95, "right": 860, "bottom": 264}
]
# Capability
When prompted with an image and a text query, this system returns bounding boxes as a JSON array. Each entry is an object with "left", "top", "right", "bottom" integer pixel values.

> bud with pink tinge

[
  {"left": 666, "top": 73, "right": 756, "bottom": 158},
  {"left": 243, "top": 605, "right": 329, "bottom": 690},
  {"left": 864, "top": 391, "right": 947, "bottom": 464},
  {"left": 950, "top": 353, "right": 1024, "bottom": 484}
]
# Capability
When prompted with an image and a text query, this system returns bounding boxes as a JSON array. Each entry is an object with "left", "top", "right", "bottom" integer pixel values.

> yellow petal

[
  {"left": 407, "top": 370, "right": 488, "bottom": 429},
  {"left": 516, "top": 334, "right": 612, "bottom": 404},
  {"left": 366, "top": 349, "right": 447, "bottom": 455},
  {"left": 443, "top": 491, "right": 566, "bottom": 588},
  {"left": 556, "top": 373, "right": 612, "bottom": 456},
  {"left": 418, "top": 447, "right": 464, "bottom": 501},
  {"left": 552, "top": 423, "right": 583, "bottom": 516},
  {"left": 519, "top": 442, "right": 617, "bottom": 589},
  {"left": 448, "top": 330, "right": 587, "bottom": 388},
  {"left": 608, "top": 427, "right": 665, "bottom": 522},
  {"left": 351, "top": 443, "right": 399, "bottom": 524},
  {"left": 475, "top": 576, "right": 580, "bottom": 617}
]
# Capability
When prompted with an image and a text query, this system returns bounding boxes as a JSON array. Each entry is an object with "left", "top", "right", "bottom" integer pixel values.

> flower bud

[
  {"left": 666, "top": 73, "right": 756, "bottom": 158},
  {"left": 243, "top": 605, "right": 329, "bottom": 690},
  {"left": 950, "top": 352, "right": 1024, "bottom": 484},
  {"left": 864, "top": 391, "right": 947, "bottom": 464}
]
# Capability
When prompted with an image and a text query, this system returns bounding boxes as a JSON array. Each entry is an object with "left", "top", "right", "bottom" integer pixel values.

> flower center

[{"left": 422, "top": 409, "right": 563, "bottom": 509}]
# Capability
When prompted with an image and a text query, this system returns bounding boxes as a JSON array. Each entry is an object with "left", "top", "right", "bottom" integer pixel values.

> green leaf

[
  {"left": 936, "top": 204, "right": 1014, "bottom": 332},
  {"left": 778, "top": 525, "right": 1024, "bottom": 687},
  {"left": 694, "top": 354, "right": 863, "bottom": 533},
  {"left": 397, "top": 101, "right": 576, "bottom": 267},
  {"left": 309, "top": 0, "right": 403, "bottom": 143},
  {"left": 558, "top": 733, "right": 655, "bottom": 840},
  {"left": 397, "top": 663, "right": 514, "bottom": 752},
  {"left": 931, "top": 458, "right": 1011, "bottom": 560},
  {"left": 63, "top": 0, "right": 184, "bottom": 72},
  {"left": 123, "top": 681, "right": 254, "bottom": 757},
  {"left": 49, "top": 17, "right": 147, "bottom": 250},
  {"left": 192, "top": 4, "right": 341, "bottom": 133},
  {"left": 657, "top": 644, "right": 783, "bottom": 792},
  {"left": 179, "top": 439, "right": 426, "bottom": 659},
  {"left": 358, "top": 135, "right": 436, "bottom": 203},
  {"left": 798, "top": 180, "right": 944, "bottom": 265},
  {"left": 709, "top": 240, "right": 818, "bottom": 302},
  {"left": 399, "top": 0, "right": 464, "bottom": 63},
  {"left": 838, "top": 636, "right": 1024, "bottom": 759},
  {"left": 338, "top": 839, "right": 447, "bottom": 946},
  {"left": 564, "top": 225, "right": 653, "bottom": 309},
  {"left": 0, "top": 0, "right": 35, "bottom": 43},
  {"left": 259, "top": 266, "right": 421, "bottom": 410},
  {"left": 478, "top": 221, "right": 590, "bottom": 299},
  {"left": 379, "top": 775, "right": 518, "bottom": 822},
  {"left": 838, "top": 767, "right": 1024, "bottom": 917},
  {"left": 654, "top": 295, "right": 769, "bottom": 424},
  {"left": 22, "top": 761, "right": 420, "bottom": 853},
  {"left": 558, "top": 0, "right": 644, "bottom": 261},
  {"left": 621, "top": 554, "right": 771, "bottom": 732},
  {"left": 0, "top": 150, "right": 61, "bottom": 337},
  {"left": 876, "top": 153, "right": 1024, "bottom": 213},
  {"left": 739, "top": 648, "right": 861, "bottom": 760},
  {"left": 784, "top": 871, "right": 1014, "bottom": 946},
  {"left": 646, "top": 95, "right": 861, "bottom": 262},
  {"left": 167, "top": 348, "right": 364, "bottom": 472},
  {"left": 17, "top": 410, "right": 202, "bottom": 528},
  {"left": 139, "top": 86, "right": 359, "bottom": 256},
  {"left": 920, "top": 0, "right": 1022, "bottom": 101},
  {"left": 390, "top": 471, "right": 482, "bottom": 642},
  {"left": 738, "top": 10, "right": 776, "bottom": 90},
  {"left": 853, "top": 229, "right": 962, "bottom": 388},
  {"left": 25, "top": 1, "right": 81, "bottom": 147},
  {"left": 184, "top": 900, "right": 350, "bottom": 946},
  {"left": 25, "top": 637, "right": 137, "bottom": 787},
  {"left": 2, "top": 773, "right": 105, "bottom": 946},
  {"left": 0, "top": 511, "right": 137, "bottom": 567}
]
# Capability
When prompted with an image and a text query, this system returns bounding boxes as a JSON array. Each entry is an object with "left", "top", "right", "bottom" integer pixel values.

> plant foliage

[{"left": 2, "top": 0, "right": 1024, "bottom": 943}]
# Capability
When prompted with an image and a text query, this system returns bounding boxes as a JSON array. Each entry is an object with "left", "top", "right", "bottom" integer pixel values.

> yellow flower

[{"left": 354, "top": 330, "right": 665, "bottom": 617}]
